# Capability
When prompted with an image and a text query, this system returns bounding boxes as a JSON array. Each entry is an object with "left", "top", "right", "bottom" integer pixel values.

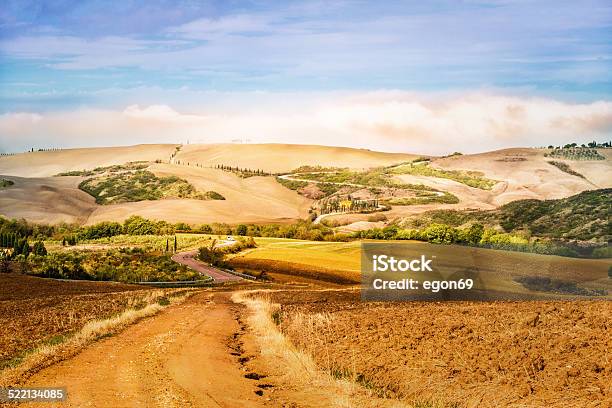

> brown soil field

[
  {"left": 175, "top": 143, "right": 419, "bottom": 173},
  {"left": 0, "top": 273, "right": 164, "bottom": 368},
  {"left": 267, "top": 289, "right": 612, "bottom": 407}
]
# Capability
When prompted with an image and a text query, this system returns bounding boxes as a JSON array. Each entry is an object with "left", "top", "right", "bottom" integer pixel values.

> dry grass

[
  {"left": 232, "top": 290, "right": 411, "bottom": 407},
  {"left": 0, "top": 288, "right": 194, "bottom": 386}
]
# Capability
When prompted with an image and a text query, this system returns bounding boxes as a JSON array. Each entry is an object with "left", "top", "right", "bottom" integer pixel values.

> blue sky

[{"left": 0, "top": 1, "right": 610, "bottom": 153}]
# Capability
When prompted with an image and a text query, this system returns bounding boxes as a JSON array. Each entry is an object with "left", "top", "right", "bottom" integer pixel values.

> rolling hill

[{"left": 0, "top": 144, "right": 609, "bottom": 227}]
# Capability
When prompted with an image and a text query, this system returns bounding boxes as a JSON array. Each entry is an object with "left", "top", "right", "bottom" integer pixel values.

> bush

[
  {"left": 79, "top": 221, "right": 123, "bottom": 239},
  {"left": 28, "top": 250, "right": 199, "bottom": 282},
  {"left": 423, "top": 223, "right": 457, "bottom": 244}
]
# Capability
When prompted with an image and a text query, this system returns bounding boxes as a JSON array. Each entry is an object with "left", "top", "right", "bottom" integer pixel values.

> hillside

[
  {"left": 0, "top": 144, "right": 177, "bottom": 177},
  {"left": 398, "top": 188, "right": 611, "bottom": 242},
  {"left": 0, "top": 144, "right": 609, "bottom": 227},
  {"left": 174, "top": 143, "right": 419, "bottom": 173},
  {"left": 431, "top": 148, "right": 611, "bottom": 205}
]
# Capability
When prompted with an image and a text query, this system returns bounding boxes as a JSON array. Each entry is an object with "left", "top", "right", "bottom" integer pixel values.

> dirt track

[{"left": 22, "top": 292, "right": 268, "bottom": 408}]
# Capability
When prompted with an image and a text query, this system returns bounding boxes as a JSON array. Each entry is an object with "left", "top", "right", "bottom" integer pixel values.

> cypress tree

[
  {"left": 174, "top": 236, "right": 177, "bottom": 252},
  {"left": 22, "top": 240, "right": 30, "bottom": 258},
  {"left": 165, "top": 238, "right": 169, "bottom": 252}
]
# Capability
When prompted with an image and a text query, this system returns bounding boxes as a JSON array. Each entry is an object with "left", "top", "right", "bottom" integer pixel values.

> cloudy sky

[{"left": 0, "top": 0, "right": 611, "bottom": 154}]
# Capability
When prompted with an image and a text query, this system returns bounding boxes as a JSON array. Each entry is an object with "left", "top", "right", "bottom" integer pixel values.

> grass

[
  {"left": 297, "top": 168, "right": 409, "bottom": 189},
  {"left": 56, "top": 161, "right": 150, "bottom": 177},
  {"left": 383, "top": 192, "right": 459, "bottom": 206},
  {"left": 389, "top": 162, "right": 498, "bottom": 190},
  {"left": 275, "top": 177, "right": 308, "bottom": 191},
  {"left": 73, "top": 232, "right": 219, "bottom": 252},
  {"left": 79, "top": 170, "right": 223, "bottom": 204},
  {"left": 232, "top": 292, "right": 398, "bottom": 407}
]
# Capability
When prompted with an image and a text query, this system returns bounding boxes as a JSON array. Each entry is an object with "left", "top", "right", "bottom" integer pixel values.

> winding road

[{"left": 172, "top": 249, "right": 242, "bottom": 283}]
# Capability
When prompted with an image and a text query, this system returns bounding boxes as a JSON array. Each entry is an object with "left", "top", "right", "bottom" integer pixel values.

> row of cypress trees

[{"left": 0, "top": 231, "right": 47, "bottom": 258}]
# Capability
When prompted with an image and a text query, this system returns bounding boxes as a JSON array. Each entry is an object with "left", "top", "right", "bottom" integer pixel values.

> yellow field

[
  {"left": 235, "top": 238, "right": 612, "bottom": 296},
  {"left": 175, "top": 143, "right": 418, "bottom": 173}
]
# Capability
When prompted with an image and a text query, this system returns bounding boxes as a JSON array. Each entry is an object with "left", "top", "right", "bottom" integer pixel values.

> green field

[{"left": 389, "top": 162, "right": 498, "bottom": 190}]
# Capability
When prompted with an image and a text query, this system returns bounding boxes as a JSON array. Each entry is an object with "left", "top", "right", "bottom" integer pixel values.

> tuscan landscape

[{"left": 0, "top": 1, "right": 610, "bottom": 407}]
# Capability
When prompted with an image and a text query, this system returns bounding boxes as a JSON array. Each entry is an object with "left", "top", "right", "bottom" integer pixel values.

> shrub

[{"left": 423, "top": 223, "right": 457, "bottom": 244}]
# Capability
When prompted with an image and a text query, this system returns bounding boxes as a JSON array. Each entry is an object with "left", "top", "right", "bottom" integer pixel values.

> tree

[
  {"left": 32, "top": 241, "right": 47, "bottom": 256},
  {"left": 0, "top": 251, "right": 10, "bottom": 273},
  {"left": 464, "top": 224, "right": 484, "bottom": 245},
  {"left": 62, "top": 237, "right": 66, "bottom": 246},
  {"left": 174, "top": 236, "right": 177, "bottom": 252},
  {"left": 165, "top": 239, "right": 169, "bottom": 253},
  {"left": 236, "top": 224, "right": 247, "bottom": 236},
  {"left": 21, "top": 240, "right": 30, "bottom": 258}
]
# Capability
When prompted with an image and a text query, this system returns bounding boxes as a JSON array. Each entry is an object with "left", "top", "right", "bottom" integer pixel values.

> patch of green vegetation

[
  {"left": 197, "top": 237, "right": 257, "bottom": 268},
  {"left": 297, "top": 168, "right": 405, "bottom": 188},
  {"left": 398, "top": 189, "right": 611, "bottom": 243},
  {"left": 27, "top": 248, "right": 201, "bottom": 282},
  {"left": 497, "top": 189, "right": 611, "bottom": 241},
  {"left": 0, "top": 179, "right": 14, "bottom": 188},
  {"left": 389, "top": 163, "right": 498, "bottom": 190},
  {"left": 275, "top": 177, "right": 308, "bottom": 191},
  {"left": 384, "top": 192, "right": 459, "bottom": 206},
  {"left": 157, "top": 296, "right": 170, "bottom": 306},
  {"left": 317, "top": 183, "right": 347, "bottom": 196},
  {"left": 547, "top": 161, "right": 585, "bottom": 178},
  {"left": 545, "top": 147, "right": 605, "bottom": 161},
  {"left": 291, "top": 165, "right": 347, "bottom": 173},
  {"left": 441, "top": 151, "right": 463, "bottom": 158},
  {"left": 56, "top": 161, "right": 150, "bottom": 177},
  {"left": 79, "top": 170, "right": 218, "bottom": 204},
  {"left": 203, "top": 191, "right": 225, "bottom": 200}
]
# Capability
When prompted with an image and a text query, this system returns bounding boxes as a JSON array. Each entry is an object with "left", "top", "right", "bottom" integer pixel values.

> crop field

[
  {"left": 265, "top": 289, "right": 612, "bottom": 407},
  {"left": 0, "top": 273, "right": 181, "bottom": 369},
  {"left": 231, "top": 238, "right": 611, "bottom": 297}
]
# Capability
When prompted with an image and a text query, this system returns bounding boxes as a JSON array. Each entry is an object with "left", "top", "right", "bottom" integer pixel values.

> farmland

[
  {"left": 264, "top": 289, "right": 612, "bottom": 407},
  {"left": 230, "top": 237, "right": 611, "bottom": 298},
  {"left": 0, "top": 273, "right": 185, "bottom": 371}
]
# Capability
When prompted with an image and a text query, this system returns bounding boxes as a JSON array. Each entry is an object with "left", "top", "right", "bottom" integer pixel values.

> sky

[{"left": 0, "top": 0, "right": 611, "bottom": 154}]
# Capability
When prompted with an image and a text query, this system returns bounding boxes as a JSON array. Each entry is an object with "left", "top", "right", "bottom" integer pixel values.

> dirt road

[
  {"left": 22, "top": 292, "right": 269, "bottom": 407},
  {"left": 172, "top": 250, "right": 242, "bottom": 282}
]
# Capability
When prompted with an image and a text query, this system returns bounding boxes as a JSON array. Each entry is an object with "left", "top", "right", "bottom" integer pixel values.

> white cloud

[{"left": 0, "top": 92, "right": 610, "bottom": 154}]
